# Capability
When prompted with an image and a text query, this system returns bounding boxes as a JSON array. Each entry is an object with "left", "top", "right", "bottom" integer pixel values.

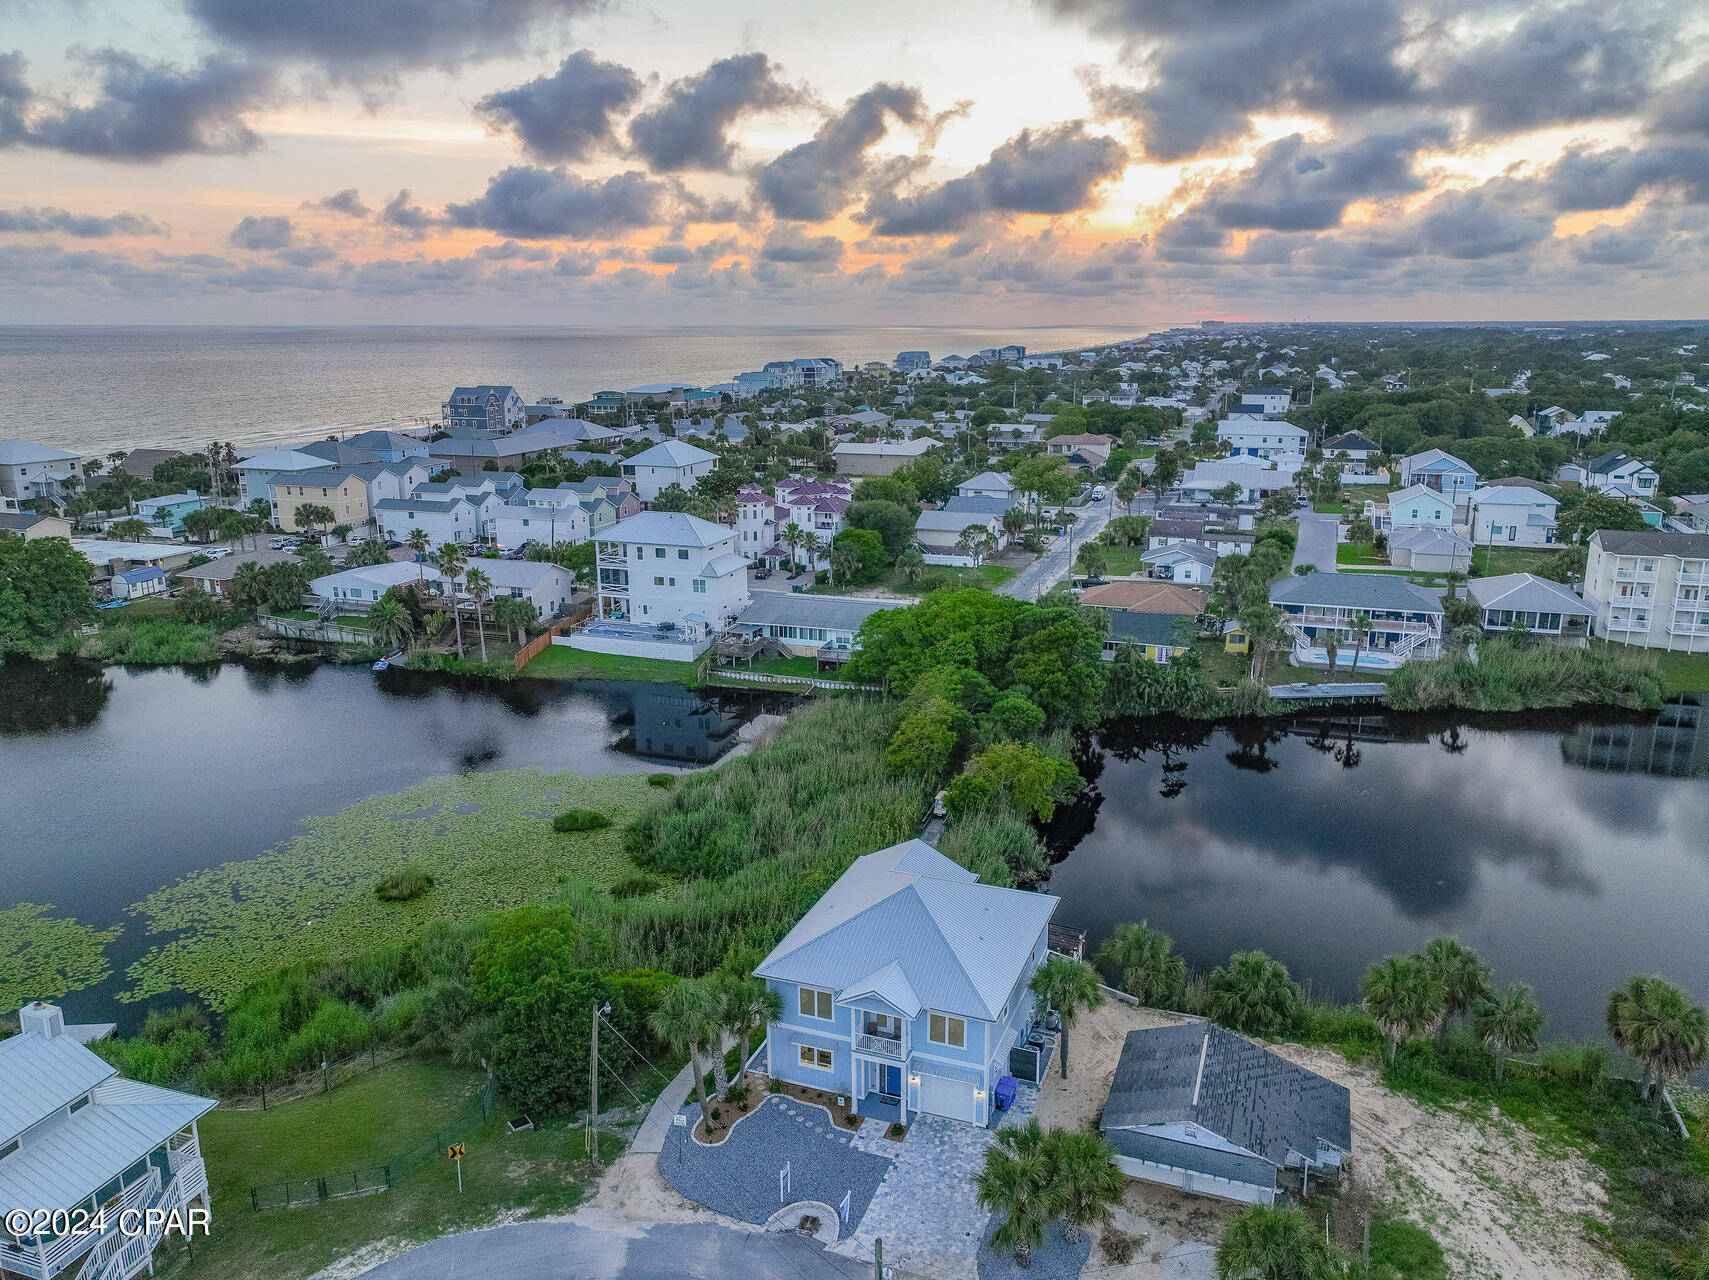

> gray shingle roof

[
  {"left": 1108, "top": 612, "right": 1182, "bottom": 647},
  {"left": 1595, "top": 530, "right": 1709, "bottom": 557},
  {"left": 1467, "top": 573, "right": 1592, "bottom": 616},
  {"left": 1269, "top": 571, "right": 1443, "bottom": 615},
  {"left": 1102, "top": 1024, "right": 1351, "bottom": 1169}
]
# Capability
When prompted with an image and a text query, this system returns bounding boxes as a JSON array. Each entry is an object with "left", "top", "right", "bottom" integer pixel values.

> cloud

[
  {"left": 185, "top": 0, "right": 599, "bottom": 81},
  {"left": 0, "top": 49, "right": 275, "bottom": 161},
  {"left": 274, "top": 244, "right": 339, "bottom": 267},
  {"left": 1653, "top": 78, "right": 1709, "bottom": 139},
  {"left": 380, "top": 189, "right": 436, "bottom": 232},
  {"left": 759, "top": 228, "right": 844, "bottom": 265},
  {"left": 1193, "top": 128, "right": 1444, "bottom": 232},
  {"left": 1415, "top": 188, "right": 1554, "bottom": 260},
  {"left": 228, "top": 214, "right": 294, "bottom": 249},
  {"left": 646, "top": 242, "right": 696, "bottom": 264},
  {"left": 864, "top": 121, "right": 1127, "bottom": 235},
  {"left": 475, "top": 50, "right": 642, "bottom": 162},
  {"left": 629, "top": 52, "right": 807, "bottom": 172},
  {"left": 1535, "top": 144, "right": 1709, "bottom": 212},
  {"left": 306, "top": 189, "right": 370, "bottom": 217},
  {"left": 0, "top": 206, "right": 168, "bottom": 237},
  {"left": 445, "top": 166, "right": 677, "bottom": 239},
  {"left": 752, "top": 82, "right": 927, "bottom": 221},
  {"left": 475, "top": 239, "right": 554, "bottom": 261}
]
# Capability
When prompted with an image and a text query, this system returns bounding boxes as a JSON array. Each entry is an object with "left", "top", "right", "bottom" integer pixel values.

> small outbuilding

[
  {"left": 1100, "top": 1024, "right": 1351, "bottom": 1205},
  {"left": 111, "top": 565, "right": 168, "bottom": 599}
]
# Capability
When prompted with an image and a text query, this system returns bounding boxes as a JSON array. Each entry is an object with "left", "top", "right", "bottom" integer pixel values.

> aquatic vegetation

[
  {"left": 0, "top": 903, "right": 120, "bottom": 1007},
  {"left": 123, "top": 769, "right": 657, "bottom": 1008}
]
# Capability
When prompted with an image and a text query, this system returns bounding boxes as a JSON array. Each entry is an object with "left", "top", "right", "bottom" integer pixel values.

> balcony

[
  {"left": 855, "top": 1031, "right": 905, "bottom": 1059},
  {"left": 1604, "top": 615, "right": 1649, "bottom": 631},
  {"left": 1667, "top": 620, "right": 1709, "bottom": 636},
  {"left": 1288, "top": 611, "right": 1437, "bottom": 634},
  {"left": 1613, "top": 568, "right": 1657, "bottom": 583},
  {"left": 1678, "top": 571, "right": 1709, "bottom": 587}
]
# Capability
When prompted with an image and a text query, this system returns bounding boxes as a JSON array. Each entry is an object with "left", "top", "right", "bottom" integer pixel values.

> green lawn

[
  {"left": 1335, "top": 542, "right": 1387, "bottom": 566},
  {"left": 1314, "top": 501, "right": 1347, "bottom": 514},
  {"left": 155, "top": 1058, "right": 617, "bottom": 1280},
  {"left": 1343, "top": 484, "right": 1395, "bottom": 507},
  {"left": 740, "top": 655, "right": 841, "bottom": 679},
  {"left": 521, "top": 643, "right": 702, "bottom": 683},
  {"left": 1470, "top": 546, "right": 1566, "bottom": 576},
  {"left": 1191, "top": 637, "right": 1250, "bottom": 687},
  {"left": 1593, "top": 641, "right": 1709, "bottom": 694},
  {"left": 1098, "top": 545, "right": 1150, "bottom": 576}
]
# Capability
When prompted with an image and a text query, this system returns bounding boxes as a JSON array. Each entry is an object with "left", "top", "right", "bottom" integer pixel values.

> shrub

[
  {"left": 553, "top": 809, "right": 613, "bottom": 832},
  {"left": 610, "top": 873, "right": 663, "bottom": 899},
  {"left": 140, "top": 1003, "right": 209, "bottom": 1044},
  {"left": 375, "top": 866, "right": 435, "bottom": 901},
  {"left": 1099, "top": 1228, "right": 1138, "bottom": 1264},
  {"left": 646, "top": 772, "right": 677, "bottom": 788},
  {"left": 1539, "top": 1043, "right": 1608, "bottom": 1085},
  {"left": 769, "top": 1077, "right": 787, "bottom": 1093}
]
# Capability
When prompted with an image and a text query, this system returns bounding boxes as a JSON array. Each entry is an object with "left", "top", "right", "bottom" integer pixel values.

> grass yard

[
  {"left": 1337, "top": 566, "right": 1451, "bottom": 587},
  {"left": 153, "top": 1058, "right": 618, "bottom": 1280},
  {"left": 740, "top": 655, "right": 842, "bottom": 679},
  {"left": 1343, "top": 483, "right": 1395, "bottom": 507},
  {"left": 521, "top": 643, "right": 701, "bottom": 683},
  {"left": 1335, "top": 542, "right": 1387, "bottom": 566},
  {"left": 1191, "top": 637, "right": 1250, "bottom": 687},
  {"left": 1471, "top": 545, "right": 1567, "bottom": 576},
  {"left": 1593, "top": 641, "right": 1709, "bottom": 693},
  {"left": 1314, "top": 501, "right": 1347, "bottom": 514},
  {"left": 1098, "top": 545, "right": 1150, "bottom": 576}
]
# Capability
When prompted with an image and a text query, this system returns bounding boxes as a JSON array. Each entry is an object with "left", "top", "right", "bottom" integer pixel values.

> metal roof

[
  {"left": 840, "top": 961, "right": 922, "bottom": 1018},
  {"left": 1467, "top": 573, "right": 1593, "bottom": 616},
  {"left": 1470, "top": 485, "right": 1555, "bottom": 507},
  {"left": 916, "top": 509, "right": 994, "bottom": 532},
  {"left": 114, "top": 566, "right": 166, "bottom": 584},
  {"left": 600, "top": 510, "right": 734, "bottom": 548},
  {"left": 1270, "top": 572, "right": 1443, "bottom": 615},
  {"left": 1387, "top": 527, "right": 1471, "bottom": 555},
  {"left": 944, "top": 496, "right": 1023, "bottom": 517},
  {"left": 0, "top": 439, "right": 81, "bottom": 465},
  {"left": 0, "top": 1032, "right": 115, "bottom": 1144},
  {"left": 960, "top": 472, "right": 1014, "bottom": 492},
  {"left": 627, "top": 439, "right": 718, "bottom": 468},
  {"left": 755, "top": 840, "right": 1057, "bottom": 1022},
  {"left": 1102, "top": 1024, "right": 1351, "bottom": 1169},
  {"left": 736, "top": 594, "right": 900, "bottom": 633}
]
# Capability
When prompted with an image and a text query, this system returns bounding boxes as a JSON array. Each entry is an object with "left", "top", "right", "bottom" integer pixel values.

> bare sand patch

[{"left": 1034, "top": 994, "right": 1195, "bottom": 1132}]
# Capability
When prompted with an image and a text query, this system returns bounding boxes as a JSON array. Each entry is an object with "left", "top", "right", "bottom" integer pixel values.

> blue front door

[{"left": 880, "top": 1065, "right": 901, "bottom": 1098}]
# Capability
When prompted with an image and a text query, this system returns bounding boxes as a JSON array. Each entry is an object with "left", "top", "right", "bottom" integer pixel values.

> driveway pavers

[{"left": 837, "top": 1114, "right": 999, "bottom": 1279}]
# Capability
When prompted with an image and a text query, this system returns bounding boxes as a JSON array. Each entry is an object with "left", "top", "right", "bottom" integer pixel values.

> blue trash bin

[{"left": 994, "top": 1076, "right": 1018, "bottom": 1112}]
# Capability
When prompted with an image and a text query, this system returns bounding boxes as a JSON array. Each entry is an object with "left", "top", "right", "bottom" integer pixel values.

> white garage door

[{"left": 917, "top": 1072, "right": 978, "bottom": 1123}]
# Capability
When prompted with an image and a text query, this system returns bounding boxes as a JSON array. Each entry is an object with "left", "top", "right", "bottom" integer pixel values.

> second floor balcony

[{"left": 855, "top": 1029, "right": 905, "bottom": 1059}]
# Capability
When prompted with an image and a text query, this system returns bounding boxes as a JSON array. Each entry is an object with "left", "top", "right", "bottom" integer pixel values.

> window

[
  {"left": 0, "top": 1138, "right": 18, "bottom": 1160},
  {"left": 798, "top": 986, "right": 833, "bottom": 1020},
  {"left": 798, "top": 1045, "right": 833, "bottom": 1070},
  {"left": 929, "top": 1013, "right": 966, "bottom": 1047},
  {"left": 68, "top": 1094, "right": 90, "bottom": 1114},
  {"left": 655, "top": 547, "right": 666, "bottom": 558},
  {"left": 654, "top": 576, "right": 664, "bottom": 586},
  {"left": 678, "top": 549, "right": 689, "bottom": 559}
]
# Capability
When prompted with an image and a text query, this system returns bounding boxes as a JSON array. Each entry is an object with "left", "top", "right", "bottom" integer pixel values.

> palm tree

[
  {"left": 1346, "top": 612, "right": 1372, "bottom": 673},
  {"left": 1002, "top": 504, "right": 1029, "bottom": 543},
  {"left": 973, "top": 1119, "right": 1052, "bottom": 1269},
  {"left": 721, "top": 975, "right": 783, "bottom": 1091},
  {"left": 1030, "top": 955, "right": 1103, "bottom": 1079},
  {"left": 1074, "top": 542, "right": 1108, "bottom": 578},
  {"left": 1322, "top": 636, "right": 1338, "bottom": 673},
  {"left": 1421, "top": 936, "right": 1493, "bottom": 1046},
  {"left": 830, "top": 539, "right": 863, "bottom": 586},
  {"left": 493, "top": 595, "right": 538, "bottom": 645},
  {"left": 1361, "top": 954, "right": 1446, "bottom": 1065},
  {"left": 433, "top": 543, "right": 467, "bottom": 657},
  {"left": 897, "top": 547, "right": 925, "bottom": 582},
  {"left": 367, "top": 597, "right": 416, "bottom": 653},
  {"left": 1239, "top": 604, "right": 1285, "bottom": 681},
  {"left": 1214, "top": 1203, "right": 1341, "bottom": 1280},
  {"left": 1204, "top": 951, "right": 1305, "bottom": 1038},
  {"left": 463, "top": 567, "right": 493, "bottom": 663},
  {"left": 1474, "top": 982, "right": 1543, "bottom": 1085},
  {"left": 781, "top": 521, "right": 806, "bottom": 573},
  {"left": 649, "top": 979, "right": 722, "bottom": 1122},
  {"left": 407, "top": 529, "right": 430, "bottom": 581},
  {"left": 1041, "top": 1128, "right": 1123, "bottom": 1245},
  {"left": 1097, "top": 920, "right": 1186, "bottom": 1008},
  {"left": 295, "top": 503, "right": 335, "bottom": 536},
  {"left": 1606, "top": 975, "right": 1709, "bottom": 1109},
  {"left": 231, "top": 560, "right": 264, "bottom": 610}
]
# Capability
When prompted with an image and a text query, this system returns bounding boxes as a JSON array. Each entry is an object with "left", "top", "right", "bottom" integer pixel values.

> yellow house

[{"left": 271, "top": 467, "right": 372, "bottom": 533}]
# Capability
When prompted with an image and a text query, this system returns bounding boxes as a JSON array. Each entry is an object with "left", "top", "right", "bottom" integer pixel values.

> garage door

[{"left": 917, "top": 1072, "right": 978, "bottom": 1123}]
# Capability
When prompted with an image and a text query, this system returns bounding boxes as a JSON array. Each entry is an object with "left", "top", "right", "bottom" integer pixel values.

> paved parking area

[{"left": 657, "top": 1096, "right": 890, "bottom": 1240}]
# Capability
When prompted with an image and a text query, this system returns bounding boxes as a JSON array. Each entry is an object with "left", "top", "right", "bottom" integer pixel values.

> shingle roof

[
  {"left": 601, "top": 510, "right": 734, "bottom": 548},
  {"left": 1405, "top": 448, "right": 1475, "bottom": 473},
  {"left": 736, "top": 594, "right": 901, "bottom": 633},
  {"left": 755, "top": 840, "right": 1057, "bottom": 1022},
  {"left": 944, "top": 495, "right": 1023, "bottom": 517},
  {"left": 1594, "top": 530, "right": 1709, "bottom": 557},
  {"left": 1081, "top": 581, "right": 1206, "bottom": 614},
  {"left": 1108, "top": 612, "right": 1182, "bottom": 647},
  {"left": 1323, "top": 432, "right": 1379, "bottom": 453},
  {"left": 916, "top": 509, "right": 995, "bottom": 532},
  {"left": 1467, "top": 573, "right": 1593, "bottom": 616},
  {"left": 1271, "top": 571, "right": 1444, "bottom": 614},
  {"left": 1102, "top": 1024, "right": 1351, "bottom": 1169},
  {"left": 1142, "top": 541, "right": 1216, "bottom": 565}
]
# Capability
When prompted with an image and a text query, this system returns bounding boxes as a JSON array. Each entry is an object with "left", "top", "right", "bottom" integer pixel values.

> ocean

[{"left": 0, "top": 324, "right": 1143, "bottom": 457}]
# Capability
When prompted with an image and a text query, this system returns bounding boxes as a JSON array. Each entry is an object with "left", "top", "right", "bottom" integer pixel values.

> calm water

[
  {"left": 0, "top": 324, "right": 1138, "bottom": 456},
  {"left": 0, "top": 660, "right": 788, "bottom": 1023},
  {"left": 1042, "top": 704, "right": 1709, "bottom": 1049}
]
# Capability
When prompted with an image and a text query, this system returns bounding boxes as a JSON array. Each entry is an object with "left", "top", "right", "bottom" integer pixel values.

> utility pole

[{"left": 588, "top": 1002, "right": 603, "bottom": 1167}]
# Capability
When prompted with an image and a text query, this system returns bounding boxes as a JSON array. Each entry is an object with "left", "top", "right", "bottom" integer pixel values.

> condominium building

[{"left": 1584, "top": 530, "right": 1709, "bottom": 653}]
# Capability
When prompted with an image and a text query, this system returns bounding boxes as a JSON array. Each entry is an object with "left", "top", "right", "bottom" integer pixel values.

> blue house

[
  {"left": 756, "top": 840, "right": 1058, "bottom": 1129},
  {"left": 133, "top": 490, "right": 209, "bottom": 533},
  {"left": 442, "top": 385, "right": 524, "bottom": 434},
  {"left": 1398, "top": 448, "right": 1478, "bottom": 499}
]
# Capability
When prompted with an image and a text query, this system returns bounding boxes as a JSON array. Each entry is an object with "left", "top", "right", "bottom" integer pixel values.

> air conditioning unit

[{"left": 1009, "top": 1043, "right": 1043, "bottom": 1083}]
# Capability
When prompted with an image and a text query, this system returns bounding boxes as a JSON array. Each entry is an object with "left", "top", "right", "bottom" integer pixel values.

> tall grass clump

[
  {"left": 92, "top": 620, "right": 221, "bottom": 665},
  {"left": 938, "top": 800, "right": 1047, "bottom": 885},
  {"left": 1385, "top": 638, "right": 1664, "bottom": 712}
]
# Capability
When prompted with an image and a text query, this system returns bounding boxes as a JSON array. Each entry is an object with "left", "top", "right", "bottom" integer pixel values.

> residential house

[
  {"left": 724, "top": 594, "right": 898, "bottom": 663},
  {"left": 1398, "top": 449, "right": 1478, "bottom": 500},
  {"left": 1100, "top": 1023, "right": 1349, "bottom": 1205},
  {"left": 584, "top": 511, "right": 750, "bottom": 645},
  {"left": 1102, "top": 610, "right": 1189, "bottom": 662},
  {"left": 1467, "top": 485, "right": 1558, "bottom": 547},
  {"left": 1081, "top": 580, "right": 1206, "bottom": 616},
  {"left": 0, "top": 1002, "right": 214, "bottom": 1280},
  {"left": 0, "top": 510, "right": 71, "bottom": 540},
  {"left": 338, "top": 429, "right": 431, "bottom": 462},
  {"left": 268, "top": 466, "right": 380, "bottom": 532},
  {"left": 1269, "top": 572, "right": 1445, "bottom": 668},
  {"left": 757, "top": 839, "right": 1057, "bottom": 1127},
  {"left": 1045, "top": 433, "right": 1114, "bottom": 468},
  {"left": 311, "top": 558, "right": 575, "bottom": 618},
  {"left": 1467, "top": 574, "right": 1592, "bottom": 643},
  {"left": 1216, "top": 415, "right": 1306, "bottom": 459},
  {"left": 621, "top": 439, "right": 719, "bottom": 504},
  {"left": 1237, "top": 386, "right": 1294, "bottom": 415},
  {"left": 442, "top": 385, "right": 524, "bottom": 433},
  {"left": 1321, "top": 431, "right": 1380, "bottom": 474},
  {"left": 828, "top": 409, "right": 894, "bottom": 432},
  {"left": 914, "top": 509, "right": 1004, "bottom": 565},
  {"left": 233, "top": 445, "right": 355, "bottom": 509},
  {"left": 1178, "top": 459, "right": 1297, "bottom": 504},
  {"left": 115, "top": 447, "right": 185, "bottom": 479},
  {"left": 1386, "top": 527, "right": 1472, "bottom": 573},
  {"left": 997, "top": 344, "right": 1026, "bottom": 361},
  {"left": 371, "top": 495, "right": 493, "bottom": 546},
  {"left": 1385, "top": 484, "right": 1455, "bottom": 530},
  {"left": 176, "top": 548, "right": 300, "bottom": 598},
  {"left": 1021, "top": 354, "right": 1064, "bottom": 370},
  {"left": 1146, "top": 519, "right": 1254, "bottom": 557},
  {"left": 111, "top": 565, "right": 168, "bottom": 599},
  {"left": 943, "top": 495, "right": 1024, "bottom": 522},
  {"left": 70, "top": 539, "right": 198, "bottom": 581},
  {"left": 1584, "top": 452, "right": 1660, "bottom": 500},
  {"left": 491, "top": 495, "right": 592, "bottom": 549},
  {"left": 1140, "top": 541, "right": 1217, "bottom": 584},
  {"left": 958, "top": 472, "right": 1020, "bottom": 502},
  {"left": 0, "top": 439, "right": 84, "bottom": 506},
  {"left": 833, "top": 439, "right": 933, "bottom": 476},
  {"left": 1583, "top": 530, "right": 1709, "bottom": 653}
]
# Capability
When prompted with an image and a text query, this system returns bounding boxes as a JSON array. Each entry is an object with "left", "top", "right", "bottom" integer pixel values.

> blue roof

[{"left": 115, "top": 566, "right": 166, "bottom": 585}]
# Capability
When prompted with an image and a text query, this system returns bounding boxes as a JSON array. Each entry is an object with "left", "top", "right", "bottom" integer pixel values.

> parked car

[
  {"left": 753, "top": 566, "right": 771, "bottom": 579},
  {"left": 931, "top": 790, "right": 948, "bottom": 818},
  {"left": 1092, "top": 487, "right": 1107, "bottom": 501},
  {"left": 384, "top": 539, "right": 403, "bottom": 549},
  {"left": 204, "top": 547, "right": 231, "bottom": 559}
]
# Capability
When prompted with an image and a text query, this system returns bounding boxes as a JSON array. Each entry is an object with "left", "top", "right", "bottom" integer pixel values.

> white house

[
  {"left": 580, "top": 510, "right": 750, "bottom": 651},
  {"left": 622, "top": 440, "right": 718, "bottom": 504},
  {"left": 1178, "top": 459, "right": 1297, "bottom": 503},
  {"left": 914, "top": 509, "right": 1004, "bottom": 565},
  {"left": 958, "top": 471, "right": 1019, "bottom": 501},
  {"left": 1386, "top": 484, "right": 1455, "bottom": 529},
  {"left": 491, "top": 498, "right": 590, "bottom": 549},
  {"left": 1237, "top": 386, "right": 1293, "bottom": 415},
  {"left": 834, "top": 439, "right": 934, "bottom": 476},
  {"left": 1141, "top": 541, "right": 1218, "bottom": 584},
  {"left": 0, "top": 439, "right": 85, "bottom": 506},
  {"left": 757, "top": 839, "right": 1057, "bottom": 1128},
  {"left": 1467, "top": 574, "right": 1592, "bottom": 643},
  {"left": 1386, "top": 527, "right": 1473, "bottom": 573},
  {"left": 1467, "top": 485, "right": 1558, "bottom": 547},
  {"left": 372, "top": 495, "right": 493, "bottom": 546},
  {"left": 0, "top": 1002, "right": 213, "bottom": 1280},
  {"left": 1216, "top": 415, "right": 1307, "bottom": 459},
  {"left": 311, "top": 558, "right": 575, "bottom": 618},
  {"left": 1270, "top": 572, "right": 1445, "bottom": 669},
  {"left": 1583, "top": 452, "right": 1660, "bottom": 499}
]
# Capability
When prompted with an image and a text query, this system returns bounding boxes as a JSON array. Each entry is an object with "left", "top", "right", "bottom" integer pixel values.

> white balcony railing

[
  {"left": 1287, "top": 611, "right": 1438, "bottom": 635},
  {"left": 1613, "top": 568, "right": 1657, "bottom": 582},
  {"left": 1605, "top": 615, "right": 1649, "bottom": 631},
  {"left": 1677, "top": 572, "right": 1709, "bottom": 587},
  {"left": 855, "top": 1032, "right": 905, "bottom": 1059}
]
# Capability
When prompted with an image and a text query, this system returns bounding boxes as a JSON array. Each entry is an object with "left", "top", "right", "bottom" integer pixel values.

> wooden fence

[{"left": 513, "top": 598, "right": 595, "bottom": 671}]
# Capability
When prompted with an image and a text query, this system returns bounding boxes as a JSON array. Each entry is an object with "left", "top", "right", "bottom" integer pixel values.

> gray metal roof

[
  {"left": 1387, "top": 527, "right": 1471, "bottom": 555},
  {"left": 755, "top": 840, "right": 1057, "bottom": 1022},
  {"left": 1269, "top": 572, "right": 1443, "bottom": 615},
  {"left": 1595, "top": 530, "right": 1709, "bottom": 557},
  {"left": 1103, "top": 1126, "right": 1277, "bottom": 1188},
  {"left": 916, "top": 509, "right": 994, "bottom": 532},
  {"left": 0, "top": 1032, "right": 115, "bottom": 1144},
  {"left": 1467, "top": 573, "right": 1592, "bottom": 616},
  {"left": 627, "top": 439, "right": 718, "bottom": 468},
  {"left": 600, "top": 510, "right": 734, "bottom": 548},
  {"left": 944, "top": 495, "right": 1023, "bottom": 517},
  {"left": 1102, "top": 1024, "right": 1351, "bottom": 1169},
  {"left": 736, "top": 594, "right": 901, "bottom": 633}
]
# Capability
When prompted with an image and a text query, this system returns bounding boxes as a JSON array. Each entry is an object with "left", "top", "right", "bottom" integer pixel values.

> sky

[{"left": 1, "top": 0, "right": 1707, "bottom": 326}]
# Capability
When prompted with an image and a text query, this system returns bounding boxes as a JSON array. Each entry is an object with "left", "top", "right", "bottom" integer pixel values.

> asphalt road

[
  {"left": 357, "top": 1220, "right": 870, "bottom": 1280},
  {"left": 1000, "top": 496, "right": 1124, "bottom": 600},
  {"left": 1293, "top": 511, "right": 1340, "bottom": 575}
]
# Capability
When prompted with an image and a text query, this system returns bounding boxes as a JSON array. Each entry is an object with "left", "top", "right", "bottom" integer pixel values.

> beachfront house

[
  {"left": 1269, "top": 572, "right": 1445, "bottom": 668},
  {"left": 0, "top": 439, "right": 85, "bottom": 507},
  {"left": 756, "top": 839, "right": 1058, "bottom": 1127},
  {"left": 1467, "top": 485, "right": 1558, "bottom": 547},
  {"left": 1583, "top": 530, "right": 1709, "bottom": 653},
  {"left": 0, "top": 1002, "right": 214, "bottom": 1280},
  {"left": 1100, "top": 1023, "right": 1349, "bottom": 1205},
  {"left": 1466, "top": 574, "right": 1592, "bottom": 643},
  {"left": 622, "top": 440, "right": 718, "bottom": 504},
  {"left": 442, "top": 385, "right": 524, "bottom": 433}
]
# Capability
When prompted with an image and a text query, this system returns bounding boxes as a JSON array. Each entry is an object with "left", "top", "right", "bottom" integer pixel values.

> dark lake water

[
  {"left": 1041, "top": 701, "right": 1709, "bottom": 1050},
  {"left": 0, "top": 660, "right": 789, "bottom": 1023}
]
